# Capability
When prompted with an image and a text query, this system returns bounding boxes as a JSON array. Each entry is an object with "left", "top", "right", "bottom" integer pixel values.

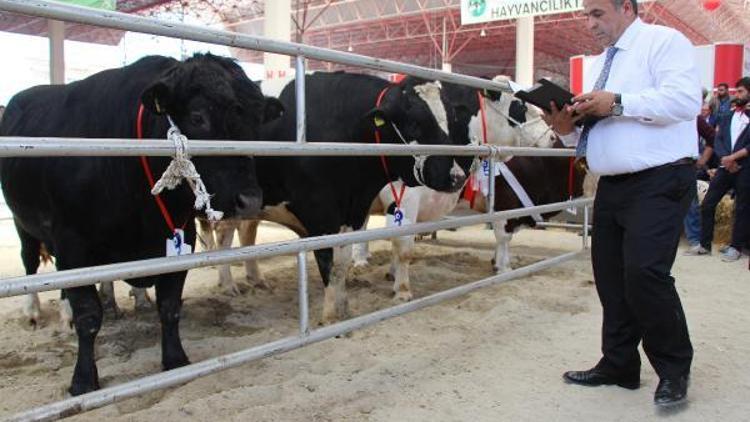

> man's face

[
  {"left": 701, "top": 105, "right": 711, "bottom": 117},
  {"left": 717, "top": 86, "right": 728, "bottom": 97},
  {"left": 736, "top": 86, "right": 748, "bottom": 101},
  {"left": 582, "top": 0, "right": 634, "bottom": 47}
]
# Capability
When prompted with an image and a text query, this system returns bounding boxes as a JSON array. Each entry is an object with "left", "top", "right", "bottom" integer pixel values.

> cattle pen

[{"left": 0, "top": 1, "right": 591, "bottom": 420}]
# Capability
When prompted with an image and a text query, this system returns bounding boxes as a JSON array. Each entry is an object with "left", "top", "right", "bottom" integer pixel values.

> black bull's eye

[{"left": 189, "top": 111, "right": 205, "bottom": 126}]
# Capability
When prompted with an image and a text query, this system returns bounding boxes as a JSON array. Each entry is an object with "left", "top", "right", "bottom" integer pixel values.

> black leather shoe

[
  {"left": 563, "top": 367, "right": 640, "bottom": 390},
  {"left": 654, "top": 375, "right": 688, "bottom": 407}
]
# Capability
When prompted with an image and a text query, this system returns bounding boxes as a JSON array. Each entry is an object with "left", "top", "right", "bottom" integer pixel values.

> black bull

[{"left": 0, "top": 53, "right": 280, "bottom": 395}]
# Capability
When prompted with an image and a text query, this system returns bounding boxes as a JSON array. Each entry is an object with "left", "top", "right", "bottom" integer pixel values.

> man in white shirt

[
  {"left": 694, "top": 78, "right": 750, "bottom": 260},
  {"left": 545, "top": 0, "right": 700, "bottom": 407}
]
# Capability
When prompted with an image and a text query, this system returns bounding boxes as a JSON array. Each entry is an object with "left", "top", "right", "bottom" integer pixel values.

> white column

[
  {"left": 48, "top": 19, "right": 65, "bottom": 85},
  {"left": 441, "top": 17, "right": 451, "bottom": 73},
  {"left": 264, "top": 0, "right": 292, "bottom": 81},
  {"left": 515, "top": 16, "right": 534, "bottom": 86}
]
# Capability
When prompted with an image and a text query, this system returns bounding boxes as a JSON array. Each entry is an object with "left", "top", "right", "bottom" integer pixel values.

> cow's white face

[
  {"left": 413, "top": 81, "right": 449, "bottom": 136},
  {"left": 413, "top": 81, "right": 468, "bottom": 189},
  {"left": 468, "top": 76, "right": 555, "bottom": 149}
]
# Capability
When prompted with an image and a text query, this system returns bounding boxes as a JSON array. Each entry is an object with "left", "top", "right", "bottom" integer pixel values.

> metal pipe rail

[
  {"left": 10, "top": 250, "right": 580, "bottom": 422},
  {"left": 0, "top": 198, "right": 592, "bottom": 298},
  {"left": 536, "top": 222, "right": 592, "bottom": 230},
  {"left": 0, "top": 3, "right": 590, "bottom": 421},
  {"left": 0, "top": 0, "right": 512, "bottom": 93},
  {"left": 0, "top": 138, "right": 576, "bottom": 158}
]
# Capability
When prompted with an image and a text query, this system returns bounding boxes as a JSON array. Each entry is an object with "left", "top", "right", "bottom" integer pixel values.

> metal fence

[{"left": 0, "top": 1, "right": 591, "bottom": 421}]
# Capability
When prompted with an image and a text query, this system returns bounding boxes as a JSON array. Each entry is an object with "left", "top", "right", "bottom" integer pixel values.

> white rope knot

[
  {"left": 487, "top": 145, "right": 512, "bottom": 162},
  {"left": 151, "top": 116, "right": 224, "bottom": 222},
  {"left": 412, "top": 152, "right": 428, "bottom": 186}
]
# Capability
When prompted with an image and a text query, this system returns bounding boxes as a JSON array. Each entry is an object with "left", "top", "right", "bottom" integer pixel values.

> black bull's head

[{"left": 141, "top": 53, "right": 284, "bottom": 219}]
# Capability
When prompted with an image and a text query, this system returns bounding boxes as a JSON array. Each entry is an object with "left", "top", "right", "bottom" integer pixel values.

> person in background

[
  {"left": 683, "top": 110, "right": 716, "bottom": 251},
  {"left": 0, "top": 105, "right": 5, "bottom": 122},
  {"left": 710, "top": 82, "right": 734, "bottom": 132},
  {"left": 690, "top": 77, "right": 750, "bottom": 260},
  {"left": 545, "top": 0, "right": 700, "bottom": 407}
]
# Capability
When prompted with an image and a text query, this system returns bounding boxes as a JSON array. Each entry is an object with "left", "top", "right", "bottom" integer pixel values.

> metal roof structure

[
  {"left": 0, "top": 1, "right": 175, "bottom": 44},
  {"left": 1, "top": 0, "right": 748, "bottom": 80}
]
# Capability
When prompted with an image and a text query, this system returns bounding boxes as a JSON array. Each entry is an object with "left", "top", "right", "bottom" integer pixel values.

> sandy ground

[{"left": 0, "top": 217, "right": 749, "bottom": 421}]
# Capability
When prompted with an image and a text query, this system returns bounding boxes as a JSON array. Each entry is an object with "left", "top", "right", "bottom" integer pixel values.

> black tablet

[{"left": 514, "top": 79, "right": 575, "bottom": 114}]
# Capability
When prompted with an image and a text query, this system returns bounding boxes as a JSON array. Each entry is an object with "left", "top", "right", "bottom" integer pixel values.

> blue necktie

[{"left": 576, "top": 46, "right": 619, "bottom": 158}]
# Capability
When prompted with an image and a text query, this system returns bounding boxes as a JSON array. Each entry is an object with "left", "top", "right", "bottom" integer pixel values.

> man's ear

[
  {"left": 263, "top": 97, "right": 285, "bottom": 123},
  {"left": 141, "top": 66, "right": 182, "bottom": 115}
]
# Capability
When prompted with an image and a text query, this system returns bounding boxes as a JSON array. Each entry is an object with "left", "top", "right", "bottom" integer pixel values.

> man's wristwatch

[{"left": 611, "top": 93, "right": 623, "bottom": 116}]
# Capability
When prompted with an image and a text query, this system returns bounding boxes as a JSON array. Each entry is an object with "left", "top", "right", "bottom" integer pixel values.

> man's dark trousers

[
  {"left": 700, "top": 168, "right": 742, "bottom": 250},
  {"left": 592, "top": 164, "right": 694, "bottom": 380},
  {"left": 734, "top": 167, "right": 750, "bottom": 249}
]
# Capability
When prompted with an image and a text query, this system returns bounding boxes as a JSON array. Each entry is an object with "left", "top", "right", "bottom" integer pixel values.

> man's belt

[{"left": 602, "top": 157, "right": 695, "bottom": 181}]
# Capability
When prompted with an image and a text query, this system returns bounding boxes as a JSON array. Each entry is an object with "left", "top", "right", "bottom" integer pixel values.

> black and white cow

[
  {"left": 471, "top": 148, "right": 587, "bottom": 272},
  {"left": 351, "top": 78, "right": 558, "bottom": 299},
  {"left": 0, "top": 53, "right": 279, "bottom": 395},
  {"left": 248, "top": 72, "right": 471, "bottom": 324},
  {"left": 200, "top": 75, "right": 557, "bottom": 301}
]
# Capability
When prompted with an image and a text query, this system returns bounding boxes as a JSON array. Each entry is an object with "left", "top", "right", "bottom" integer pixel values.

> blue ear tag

[
  {"left": 166, "top": 229, "right": 193, "bottom": 257},
  {"left": 482, "top": 159, "right": 490, "bottom": 176}
]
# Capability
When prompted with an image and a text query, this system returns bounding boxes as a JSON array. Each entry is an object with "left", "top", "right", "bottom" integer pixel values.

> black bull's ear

[
  {"left": 364, "top": 108, "right": 389, "bottom": 130},
  {"left": 141, "top": 66, "right": 183, "bottom": 115},
  {"left": 362, "top": 86, "right": 404, "bottom": 129}
]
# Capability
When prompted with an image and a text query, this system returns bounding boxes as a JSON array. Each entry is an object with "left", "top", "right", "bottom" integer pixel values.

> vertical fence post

[
  {"left": 297, "top": 251, "right": 310, "bottom": 336},
  {"left": 583, "top": 205, "right": 589, "bottom": 249},
  {"left": 295, "top": 55, "right": 306, "bottom": 144},
  {"left": 487, "top": 157, "right": 496, "bottom": 215}
]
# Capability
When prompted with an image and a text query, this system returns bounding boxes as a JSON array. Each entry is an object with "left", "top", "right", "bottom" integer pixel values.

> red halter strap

[
  {"left": 137, "top": 104, "right": 183, "bottom": 232},
  {"left": 476, "top": 91, "right": 488, "bottom": 145},
  {"left": 463, "top": 91, "right": 490, "bottom": 208},
  {"left": 373, "top": 86, "right": 407, "bottom": 209}
]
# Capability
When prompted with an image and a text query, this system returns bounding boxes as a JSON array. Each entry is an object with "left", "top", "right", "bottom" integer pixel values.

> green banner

[{"left": 59, "top": 0, "right": 116, "bottom": 10}]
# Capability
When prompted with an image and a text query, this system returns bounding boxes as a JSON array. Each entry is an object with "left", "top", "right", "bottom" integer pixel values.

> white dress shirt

[
  {"left": 560, "top": 18, "right": 702, "bottom": 176},
  {"left": 730, "top": 109, "right": 749, "bottom": 150}
]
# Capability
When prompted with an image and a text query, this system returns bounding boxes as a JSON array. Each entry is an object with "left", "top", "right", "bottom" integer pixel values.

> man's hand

[
  {"left": 572, "top": 91, "right": 616, "bottom": 117},
  {"left": 708, "top": 168, "right": 717, "bottom": 179},
  {"left": 695, "top": 157, "right": 708, "bottom": 169},
  {"left": 722, "top": 155, "right": 741, "bottom": 173},
  {"left": 542, "top": 101, "right": 582, "bottom": 135}
]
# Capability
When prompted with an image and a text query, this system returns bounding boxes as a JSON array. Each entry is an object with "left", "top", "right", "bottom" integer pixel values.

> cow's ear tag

[
  {"left": 386, "top": 208, "right": 410, "bottom": 227},
  {"left": 374, "top": 116, "right": 386, "bottom": 127},
  {"left": 166, "top": 229, "right": 192, "bottom": 257}
]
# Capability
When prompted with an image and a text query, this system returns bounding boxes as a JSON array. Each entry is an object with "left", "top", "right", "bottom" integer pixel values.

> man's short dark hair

[
  {"left": 612, "top": 0, "right": 638, "bottom": 14},
  {"left": 717, "top": 83, "right": 729, "bottom": 89},
  {"left": 736, "top": 77, "right": 750, "bottom": 91}
]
